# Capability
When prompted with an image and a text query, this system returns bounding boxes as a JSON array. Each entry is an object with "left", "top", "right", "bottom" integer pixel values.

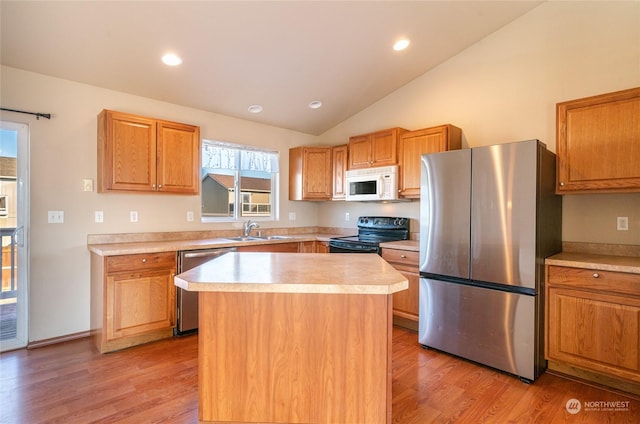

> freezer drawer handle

[{"left": 592, "top": 272, "right": 600, "bottom": 278}]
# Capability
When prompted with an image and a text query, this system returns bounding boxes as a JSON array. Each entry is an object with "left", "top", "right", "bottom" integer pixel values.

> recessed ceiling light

[
  {"left": 248, "top": 104, "right": 263, "bottom": 114},
  {"left": 308, "top": 100, "right": 323, "bottom": 109},
  {"left": 162, "top": 53, "right": 183, "bottom": 66},
  {"left": 393, "top": 39, "right": 410, "bottom": 51}
]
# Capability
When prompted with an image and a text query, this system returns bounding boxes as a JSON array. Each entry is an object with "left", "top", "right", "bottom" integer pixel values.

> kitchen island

[{"left": 175, "top": 252, "right": 408, "bottom": 424}]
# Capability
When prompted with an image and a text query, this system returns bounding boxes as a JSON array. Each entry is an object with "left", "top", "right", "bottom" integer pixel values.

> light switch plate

[
  {"left": 130, "top": 211, "right": 138, "bottom": 222},
  {"left": 289, "top": 212, "right": 296, "bottom": 221},
  {"left": 48, "top": 210, "right": 64, "bottom": 224},
  {"left": 95, "top": 211, "right": 104, "bottom": 223}
]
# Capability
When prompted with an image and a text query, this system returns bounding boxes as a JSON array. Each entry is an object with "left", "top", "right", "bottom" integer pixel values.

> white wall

[
  {"left": 1, "top": 0, "right": 639, "bottom": 342},
  {"left": 317, "top": 1, "right": 640, "bottom": 245},
  {"left": 0, "top": 67, "right": 319, "bottom": 341}
]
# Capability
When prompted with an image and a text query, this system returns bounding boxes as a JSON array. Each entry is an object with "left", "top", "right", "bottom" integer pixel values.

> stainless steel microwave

[{"left": 345, "top": 165, "right": 399, "bottom": 201}]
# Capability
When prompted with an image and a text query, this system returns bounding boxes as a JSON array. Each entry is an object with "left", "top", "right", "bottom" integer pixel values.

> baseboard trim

[{"left": 27, "top": 331, "right": 90, "bottom": 350}]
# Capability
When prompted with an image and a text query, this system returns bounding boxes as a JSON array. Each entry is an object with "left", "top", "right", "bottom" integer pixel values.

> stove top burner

[{"left": 328, "top": 216, "right": 410, "bottom": 254}]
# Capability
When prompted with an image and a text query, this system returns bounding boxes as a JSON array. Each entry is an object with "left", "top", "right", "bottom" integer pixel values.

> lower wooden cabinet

[
  {"left": 300, "top": 240, "right": 330, "bottom": 253},
  {"left": 381, "top": 247, "right": 419, "bottom": 331},
  {"left": 238, "top": 242, "right": 301, "bottom": 253},
  {"left": 546, "top": 265, "right": 640, "bottom": 394},
  {"left": 91, "top": 252, "right": 177, "bottom": 353},
  {"left": 315, "top": 241, "right": 330, "bottom": 253}
]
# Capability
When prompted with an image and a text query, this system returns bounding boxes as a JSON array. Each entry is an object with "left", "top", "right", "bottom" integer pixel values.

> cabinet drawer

[
  {"left": 107, "top": 252, "right": 176, "bottom": 273},
  {"left": 547, "top": 265, "right": 640, "bottom": 297},
  {"left": 381, "top": 248, "right": 419, "bottom": 267}
]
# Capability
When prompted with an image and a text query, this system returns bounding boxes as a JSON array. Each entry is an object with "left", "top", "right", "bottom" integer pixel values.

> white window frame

[{"left": 201, "top": 140, "right": 279, "bottom": 223}]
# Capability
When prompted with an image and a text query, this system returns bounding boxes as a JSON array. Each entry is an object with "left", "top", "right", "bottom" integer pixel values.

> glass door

[{"left": 0, "top": 121, "right": 29, "bottom": 351}]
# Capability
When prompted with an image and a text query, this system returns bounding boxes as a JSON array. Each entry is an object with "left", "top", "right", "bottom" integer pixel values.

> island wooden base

[{"left": 198, "top": 291, "right": 393, "bottom": 424}]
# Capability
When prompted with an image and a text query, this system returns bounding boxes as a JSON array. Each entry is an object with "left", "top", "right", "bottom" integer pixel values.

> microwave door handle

[{"left": 378, "top": 175, "right": 385, "bottom": 198}]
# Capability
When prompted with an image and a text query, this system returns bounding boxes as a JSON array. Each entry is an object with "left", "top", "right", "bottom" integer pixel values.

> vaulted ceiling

[{"left": 1, "top": 1, "right": 542, "bottom": 135}]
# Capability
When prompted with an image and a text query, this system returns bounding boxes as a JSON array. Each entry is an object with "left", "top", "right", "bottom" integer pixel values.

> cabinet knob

[
  {"left": 592, "top": 272, "right": 599, "bottom": 278},
  {"left": 142, "top": 258, "right": 147, "bottom": 263},
  {"left": 559, "top": 182, "right": 565, "bottom": 187},
  {"left": 158, "top": 184, "right": 163, "bottom": 189},
  {"left": 400, "top": 254, "right": 407, "bottom": 258}
]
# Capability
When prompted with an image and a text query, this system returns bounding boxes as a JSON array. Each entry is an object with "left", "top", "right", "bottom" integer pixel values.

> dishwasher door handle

[{"left": 182, "top": 248, "right": 237, "bottom": 259}]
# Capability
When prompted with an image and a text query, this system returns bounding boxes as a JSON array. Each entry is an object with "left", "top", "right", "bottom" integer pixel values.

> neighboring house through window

[{"left": 201, "top": 140, "right": 279, "bottom": 221}]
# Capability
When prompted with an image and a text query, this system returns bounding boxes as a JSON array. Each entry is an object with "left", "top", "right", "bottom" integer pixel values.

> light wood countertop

[
  {"left": 175, "top": 252, "right": 408, "bottom": 294},
  {"left": 88, "top": 233, "right": 337, "bottom": 256},
  {"left": 546, "top": 252, "right": 640, "bottom": 274},
  {"left": 380, "top": 239, "right": 419, "bottom": 251}
]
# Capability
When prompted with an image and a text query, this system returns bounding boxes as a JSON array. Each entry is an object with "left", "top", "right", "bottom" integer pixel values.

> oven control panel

[{"left": 358, "top": 216, "right": 409, "bottom": 230}]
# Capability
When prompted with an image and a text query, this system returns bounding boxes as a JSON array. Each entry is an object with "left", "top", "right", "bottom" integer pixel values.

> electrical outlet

[
  {"left": 130, "top": 211, "right": 138, "bottom": 222},
  {"left": 187, "top": 211, "right": 194, "bottom": 222},
  {"left": 48, "top": 210, "right": 64, "bottom": 224},
  {"left": 345, "top": 212, "right": 350, "bottom": 221},
  {"left": 289, "top": 212, "right": 296, "bottom": 221},
  {"left": 617, "top": 216, "right": 629, "bottom": 231},
  {"left": 95, "top": 211, "right": 104, "bottom": 223},
  {"left": 82, "top": 178, "right": 94, "bottom": 192}
]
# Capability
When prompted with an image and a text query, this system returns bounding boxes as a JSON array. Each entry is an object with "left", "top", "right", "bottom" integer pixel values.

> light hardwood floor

[{"left": 1, "top": 326, "right": 638, "bottom": 423}]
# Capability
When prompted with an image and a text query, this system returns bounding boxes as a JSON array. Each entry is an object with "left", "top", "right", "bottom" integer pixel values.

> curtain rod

[{"left": 0, "top": 107, "right": 51, "bottom": 120}]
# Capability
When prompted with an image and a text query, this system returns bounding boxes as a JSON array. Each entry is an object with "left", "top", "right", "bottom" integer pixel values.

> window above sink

[{"left": 201, "top": 140, "right": 280, "bottom": 223}]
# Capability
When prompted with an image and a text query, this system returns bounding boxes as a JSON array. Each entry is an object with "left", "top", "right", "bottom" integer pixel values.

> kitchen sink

[
  {"left": 225, "top": 235, "right": 293, "bottom": 242},
  {"left": 225, "top": 236, "right": 263, "bottom": 242}
]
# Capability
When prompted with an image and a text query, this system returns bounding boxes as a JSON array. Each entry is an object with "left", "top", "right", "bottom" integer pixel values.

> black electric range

[{"left": 328, "top": 216, "right": 410, "bottom": 254}]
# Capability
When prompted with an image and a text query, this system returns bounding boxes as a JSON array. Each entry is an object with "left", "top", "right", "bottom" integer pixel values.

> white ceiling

[{"left": 1, "top": 1, "right": 543, "bottom": 135}]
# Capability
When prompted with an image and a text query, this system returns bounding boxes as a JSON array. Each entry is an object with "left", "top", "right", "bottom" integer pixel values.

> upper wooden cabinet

[
  {"left": 398, "top": 124, "right": 462, "bottom": 199},
  {"left": 98, "top": 109, "right": 200, "bottom": 194},
  {"left": 348, "top": 127, "right": 407, "bottom": 169},
  {"left": 556, "top": 87, "right": 640, "bottom": 194},
  {"left": 289, "top": 146, "right": 332, "bottom": 201},
  {"left": 331, "top": 144, "right": 348, "bottom": 200}
]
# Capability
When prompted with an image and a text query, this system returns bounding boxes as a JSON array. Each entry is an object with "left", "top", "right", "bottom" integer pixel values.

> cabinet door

[
  {"left": 315, "top": 241, "right": 330, "bottom": 253},
  {"left": 399, "top": 125, "right": 462, "bottom": 198},
  {"left": 302, "top": 147, "right": 332, "bottom": 200},
  {"left": 547, "top": 286, "right": 640, "bottom": 383},
  {"left": 370, "top": 128, "right": 398, "bottom": 167},
  {"left": 299, "top": 241, "right": 315, "bottom": 253},
  {"left": 332, "top": 145, "right": 348, "bottom": 200},
  {"left": 157, "top": 120, "right": 200, "bottom": 194},
  {"left": 289, "top": 147, "right": 331, "bottom": 200},
  {"left": 392, "top": 268, "right": 419, "bottom": 322},
  {"left": 382, "top": 248, "right": 419, "bottom": 330},
  {"left": 98, "top": 110, "right": 157, "bottom": 192},
  {"left": 238, "top": 242, "right": 300, "bottom": 252},
  {"left": 106, "top": 268, "right": 176, "bottom": 341},
  {"left": 556, "top": 87, "right": 640, "bottom": 193},
  {"left": 348, "top": 134, "right": 372, "bottom": 169}
]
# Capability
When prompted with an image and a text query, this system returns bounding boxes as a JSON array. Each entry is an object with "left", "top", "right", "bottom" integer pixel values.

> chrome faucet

[{"left": 244, "top": 219, "right": 260, "bottom": 237}]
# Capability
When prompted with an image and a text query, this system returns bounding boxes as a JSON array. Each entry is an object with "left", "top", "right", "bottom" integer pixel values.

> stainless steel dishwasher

[{"left": 176, "top": 247, "right": 237, "bottom": 335}]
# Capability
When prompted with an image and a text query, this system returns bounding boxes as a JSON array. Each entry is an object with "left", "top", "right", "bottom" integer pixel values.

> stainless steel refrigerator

[{"left": 419, "top": 139, "right": 561, "bottom": 382}]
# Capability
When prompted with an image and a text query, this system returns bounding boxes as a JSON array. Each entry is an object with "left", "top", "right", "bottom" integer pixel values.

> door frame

[{"left": 0, "top": 120, "right": 30, "bottom": 351}]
